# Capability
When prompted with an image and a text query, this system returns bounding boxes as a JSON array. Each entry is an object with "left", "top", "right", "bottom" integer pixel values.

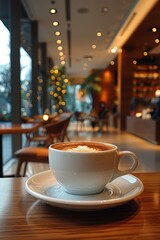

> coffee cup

[{"left": 49, "top": 141, "right": 138, "bottom": 195}]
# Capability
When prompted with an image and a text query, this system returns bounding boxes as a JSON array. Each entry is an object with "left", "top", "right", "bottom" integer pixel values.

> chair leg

[
  {"left": 16, "top": 160, "right": 24, "bottom": 177},
  {"left": 23, "top": 162, "right": 28, "bottom": 177}
]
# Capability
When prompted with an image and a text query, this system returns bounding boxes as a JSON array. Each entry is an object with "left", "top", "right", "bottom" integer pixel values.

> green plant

[{"left": 80, "top": 71, "right": 102, "bottom": 93}]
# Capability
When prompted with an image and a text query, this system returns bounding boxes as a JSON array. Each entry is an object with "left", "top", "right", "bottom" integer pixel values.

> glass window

[
  {"left": 20, "top": 47, "right": 32, "bottom": 117},
  {"left": 0, "top": 20, "right": 11, "bottom": 121}
]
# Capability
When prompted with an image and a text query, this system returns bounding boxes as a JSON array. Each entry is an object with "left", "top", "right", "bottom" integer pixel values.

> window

[
  {"left": 0, "top": 20, "right": 11, "bottom": 121},
  {"left": 20, "top": 47, "right": 32, "bottom": 116}
]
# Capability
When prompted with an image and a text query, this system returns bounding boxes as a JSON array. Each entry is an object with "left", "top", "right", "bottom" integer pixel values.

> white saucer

[{"left": 25, "top": 170, "right": 144, "bottom": 211}]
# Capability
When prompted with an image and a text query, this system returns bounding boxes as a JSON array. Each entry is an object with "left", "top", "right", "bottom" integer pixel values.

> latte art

[
  {"left": 66, "top": 145, "right": 100, "bottom": 152},
  {"left": 51, "top": 141, "right": 113, "bottom": 151}
]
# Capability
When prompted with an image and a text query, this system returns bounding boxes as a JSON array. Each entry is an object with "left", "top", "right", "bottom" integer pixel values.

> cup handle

[{"left": 110, "top": 151, "right": 139, "bottom": 182}]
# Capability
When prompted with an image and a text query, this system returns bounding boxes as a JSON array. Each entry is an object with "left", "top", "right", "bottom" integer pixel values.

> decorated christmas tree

[{"left": 48, "top": 65, "right": 69, "bottom": 113}]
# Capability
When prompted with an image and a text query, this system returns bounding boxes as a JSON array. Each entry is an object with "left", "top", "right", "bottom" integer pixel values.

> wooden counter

[{"left": 126, "top": 116, "right": 160, "bottom": 144}]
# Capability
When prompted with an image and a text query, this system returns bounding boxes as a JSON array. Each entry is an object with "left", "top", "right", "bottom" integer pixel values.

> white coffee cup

[{"left": 49, "top": 141, "right": 139, "bottom": 195}]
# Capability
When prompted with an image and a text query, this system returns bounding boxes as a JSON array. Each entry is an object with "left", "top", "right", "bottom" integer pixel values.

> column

[
  {"left": 31, "top": 20, "right": 38, "bottom": 116},
  {"left": 10, "top": 0, "right": 21, "bottom": 152},
  {"left": 40, "top": 42, "right": 48, "bottom": 113}
]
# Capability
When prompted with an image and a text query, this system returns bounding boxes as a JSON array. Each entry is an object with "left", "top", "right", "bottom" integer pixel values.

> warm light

[
  {"left": 57, "top": 46, "right": 63, "bottom": 51},
  {"left": 62, "top": 90, "right": 66, "bottom": 94},
  {"left": 133, "top": 60, "right": 137, "bottom": 65},
  {"left": 92, "top": 44, "right": 96, "bottom": 49},
  {"left": 102, "top": 7, "right": 108, "bottom": 13},
  {"left": 43, "top": 114, "right": 49, "bottom": 121},
  {"left": 155, "top": 89, "right": 160, "bottom": 97},
  {"left": 49, "top": 8, "right": 57, "bottom": 14},
  {"left": 51, "top": 76, "right": 55, "bottom": 80},
  {"left": 152, "top": 27, "right": 157, "bottom": 32},
  {"left": 111, "top": 46, "right": 117, "bottom": 53},
  {"left": 97, "top": 32, "right": 102, "bottom": 37},
  {"left": 110, "top": 60, "right": 115, "bottom": 65},
  {"left": 55, "top": 31, "right": 61, "bottom": 36},
  {"left": 155, "top": 38, "right": 159, "bottom": 43},
  {"left": 59, "top": 52, "right": 63, "bottom": 56},
  {"left": 50, "top": 69, "right": 54, "bottom": 74},
  {"left": 52, "top": 21, "right": 59, "bottom": 26},
  {"left": 56, "top": 39, "right": 62, "bottom": 44},
  {"left": 143, "top": 51, "right": 148, "bottom": 56},
  {"left": 61, "top": 61, "right": 65, "bottom": 65},
  {"left": 136, "top": 112, "right": 142, "bottom": 118}
]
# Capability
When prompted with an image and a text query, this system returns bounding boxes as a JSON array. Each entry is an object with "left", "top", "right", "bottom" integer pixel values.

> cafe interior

[{"left": 0, "top": 0, "right": 160, "bottom": 239}]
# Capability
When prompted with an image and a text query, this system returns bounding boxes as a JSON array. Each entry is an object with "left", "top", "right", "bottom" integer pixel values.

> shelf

[{"left": 132, "top": 64, "right": 160, "bottom": 98}]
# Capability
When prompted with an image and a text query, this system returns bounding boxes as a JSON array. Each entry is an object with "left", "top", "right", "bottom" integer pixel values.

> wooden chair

[
  {"left": 14, "top": 147, "right": 48, "bottom": 177},
  {"left": 74, "top": 111, "right": 85, "bottom": 131},
  {"left": 24, "top": 113, "right": 72, "bottom": 146},
  {"left": 15, "top": 114, "right": 72, "bottom": 177}
]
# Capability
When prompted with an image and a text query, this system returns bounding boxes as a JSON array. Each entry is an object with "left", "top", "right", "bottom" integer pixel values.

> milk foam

[{"left": 66, "top": 145, "right": 98, "bottom": 152}]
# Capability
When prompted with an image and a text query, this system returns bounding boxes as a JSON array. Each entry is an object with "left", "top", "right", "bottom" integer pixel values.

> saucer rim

[{"left": 25, "top": 170, "right": 144, "bottom": 210}]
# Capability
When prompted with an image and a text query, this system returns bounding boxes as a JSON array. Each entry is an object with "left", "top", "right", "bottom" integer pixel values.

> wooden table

[
  {"left": 0, "top": 173, "right": 159, "bottom": 239},
  {"left": 0, "top": 123, "right": 41, "bottom": 177}
]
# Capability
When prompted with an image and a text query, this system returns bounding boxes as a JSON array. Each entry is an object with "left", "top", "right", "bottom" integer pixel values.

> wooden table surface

[
  {"left": 0, "top": 122, "right": 41, "bottom": 134},
  {"left": 0, "top": 123, "right": 41, "bottom": 177},
  {"left": 0, "top": 172, "right": 160, "bottom": 240}
]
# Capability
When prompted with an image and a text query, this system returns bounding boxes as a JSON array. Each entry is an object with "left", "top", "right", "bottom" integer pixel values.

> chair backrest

[
  {"left": 21, "top": 117, "right": 35, "bottom": 123},
  {"left": 44, "top": 112, "right": 72, "bottom": 142},
  {"left": 58, "top": 112, "right": 73, "bottom": 121}
]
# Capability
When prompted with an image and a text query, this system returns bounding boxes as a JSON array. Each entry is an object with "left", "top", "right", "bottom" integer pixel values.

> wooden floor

[{"left": 4, "top": 122, "right": 160, "bottom": 176}]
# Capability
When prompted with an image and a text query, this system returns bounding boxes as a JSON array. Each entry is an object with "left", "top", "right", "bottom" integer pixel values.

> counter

[{"left": 126, "top": 116, "right": 160, "bottom": 144}]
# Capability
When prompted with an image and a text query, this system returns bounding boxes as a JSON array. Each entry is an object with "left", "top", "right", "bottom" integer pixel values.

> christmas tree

[{"left": 49, "top": 65, "right": 69, "bottom": 113}]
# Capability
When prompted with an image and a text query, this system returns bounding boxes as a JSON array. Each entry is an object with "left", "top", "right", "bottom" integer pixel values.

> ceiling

[{"left": 22, "top": 0, "right": 158, "bottom": 80}]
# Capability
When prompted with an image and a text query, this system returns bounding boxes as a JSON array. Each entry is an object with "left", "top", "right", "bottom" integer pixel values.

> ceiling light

[
  {"left": 143, "top": 51, "right": 148, "bottom": 56},
  {"left": 97, "top": 32, "right": 102, "bottom": 37},
  {"left": 155, "top": 38, "right": 159, "bottom": 43},
  {"left": 110, "top": 60, "right": 115, "bottom": 65},
  {"left": 52, "top": 21, "right": 59, "bottom": 26},
  {"left": 92, "top": 44, "right": 96, "bottom": 49},
  {"left": 57, "top": 46, "right": 63, "bottom": 51},
  {"left": 111, "top": 46, "right": 117, "bottom": 53},
  {"left": 56, "top": 39, "right": 62, "bottom": 44},
  {"left": 59, "top": 52, "right": 63, "bottom": 56},
  {"left": 152, "top": 27, "right": 157, "bottom": 32},
  {"left": 49, "top": 8, "right": 57, "bottom": 14},
  {"left": 102, "top": 7, "right": 108, "bottom": 13},
  {"left": 55, "top": 31, "right": 61, "bottom": 36},
  {"left": 133, "top": 60, "right": 137, "bottom": 65}
]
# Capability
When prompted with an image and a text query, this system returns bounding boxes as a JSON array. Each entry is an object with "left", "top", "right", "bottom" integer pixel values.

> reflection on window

[
  {"left": 0, "top": 20, "right": 32, "bottom": 120},
  {"left": 0, "top": 20, "right": 11, "bottom": 121},
  {"left": 20, "top": 48, "right": 32, "bottom": 117}
]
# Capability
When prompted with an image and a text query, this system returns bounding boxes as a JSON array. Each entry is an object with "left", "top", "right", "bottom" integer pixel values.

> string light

[{"left": 48, "top": 66, "right": 70, "bottom": 113}]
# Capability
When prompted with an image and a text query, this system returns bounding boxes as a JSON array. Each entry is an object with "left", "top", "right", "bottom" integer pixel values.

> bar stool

[{"left": 14, "top": 147, "right": 48, "bottom": 177}]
